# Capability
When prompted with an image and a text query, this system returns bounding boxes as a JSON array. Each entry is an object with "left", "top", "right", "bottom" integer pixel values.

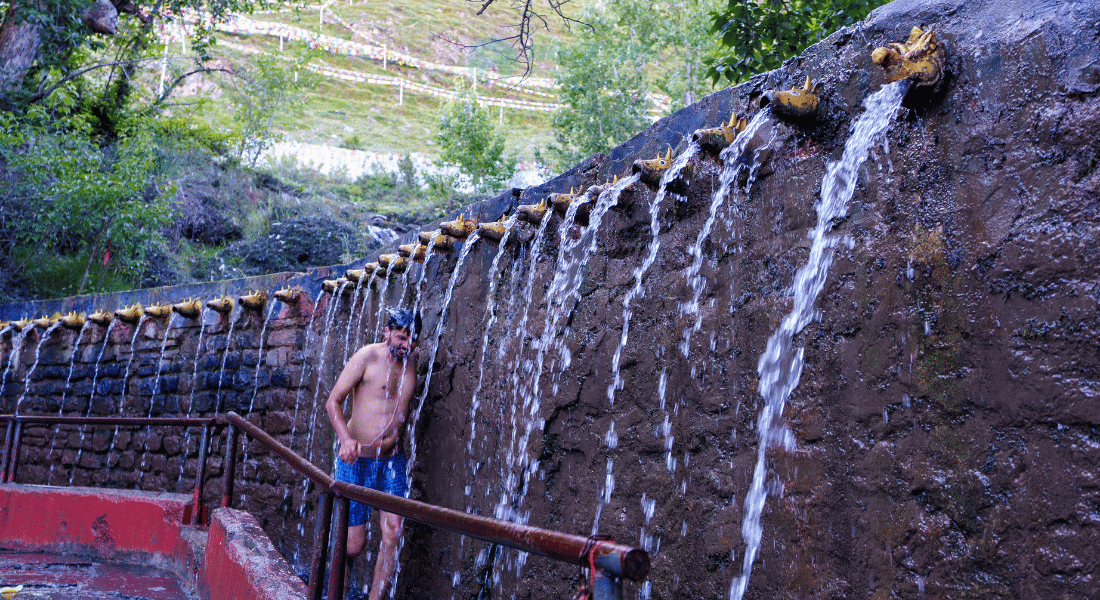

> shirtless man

[{"left": 325, "top": 308, "right": 421, "bottom": 600}]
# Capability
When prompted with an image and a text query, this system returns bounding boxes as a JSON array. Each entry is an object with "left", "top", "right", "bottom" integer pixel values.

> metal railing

[
  {"left": 0, "top": 414, "right": 223, "bottom": 525},
  {"left": 221, "top": 412, "right": 650, "bottom": 600},
  {"left": 1, "top": 411, "right": 651, "bottom": 599}
]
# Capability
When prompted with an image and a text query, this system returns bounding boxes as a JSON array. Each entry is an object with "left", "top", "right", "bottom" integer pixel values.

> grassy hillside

[{"left": 185, "top": 0, "right": 581, "bottom": 161}]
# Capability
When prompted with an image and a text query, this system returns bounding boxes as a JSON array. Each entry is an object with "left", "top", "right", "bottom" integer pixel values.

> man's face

[{"left": 384, "top": 327, "right": 416, "bottom": 360}]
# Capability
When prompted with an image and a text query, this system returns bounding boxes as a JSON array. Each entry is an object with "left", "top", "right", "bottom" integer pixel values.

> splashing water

[
  {"left": 15, "top": 321, "right": 62, "bottom": 414},
  {"left": 729, "top": 80, "right": 908, "bottom": 600},
  {"left": 680, "top": 109, "right": 774, "bottom": 358}
]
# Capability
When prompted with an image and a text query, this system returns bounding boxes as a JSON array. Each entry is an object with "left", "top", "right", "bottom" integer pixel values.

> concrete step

[{"left": 0, "top": 550, "right": 192, "bottom": 600}]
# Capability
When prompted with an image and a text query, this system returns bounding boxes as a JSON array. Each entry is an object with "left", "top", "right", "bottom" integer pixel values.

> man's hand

[{"left": 337, "top": 437, "right": 361, "bottom": 464}]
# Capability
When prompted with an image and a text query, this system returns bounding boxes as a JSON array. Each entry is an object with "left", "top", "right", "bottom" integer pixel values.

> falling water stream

[
  {"left": 137, "top": 314, "right": 181, "bottom": 487},
  {"left": 679, "top": 109, "right": 773, "bottom": 358},
  {"left": 72, "top": 320, "right": 117, "bottom": 485},
  {"left": 15, "top": 322, "right": 62, "bottom": 413},
  {"left": 176, "top": 310, "right": 209, "bottom": 489},
  {"left": 47, "top": 321, "right": 90, "bottom": 483},
  {"left": 213, "top": 305, "right": 243, "bottom": 414},
  {"left": 465, "top": 214, "right": 520, "bottom": 505},
  {"left": 729, "top": 80, "right": 908, "bottom": 600},
  {"left": 0, "top": 328, "right": 29, "bottom": 403},
  {"left": 305, "top": 281, "right": 348, "bottom": 465}
]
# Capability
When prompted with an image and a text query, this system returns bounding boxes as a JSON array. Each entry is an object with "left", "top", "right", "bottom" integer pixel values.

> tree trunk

[{"left": 0, "top": 1, "right": 43, "bottom": 101}]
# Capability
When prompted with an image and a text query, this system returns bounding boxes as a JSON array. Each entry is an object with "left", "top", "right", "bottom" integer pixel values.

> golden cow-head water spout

[
  {"left": 692, "top": 111, "right": 749, "bottom": 153},
  {"left": 761, "top": 76, "right": 823, "bottom": 122},
  {"left": 60, "top": 311, "right": 86, "bottom": 330},
  {"left": 872, "top": 26, "right": 946, "bottom": 88},
  {"left": 632, "top": 146, "right": 676, "bottom": 187},
  {"left": 32, "top": 313, "right": 61, "bottom": 328},
  {"left": 364, "top": 263, "right": 389, "bottom": 280},
  {"left": 478, "top": 215, "right": 514, "bottom": 243},
  {"left": 418, "top": 231, "right": 456, "bottom": 253},
  {"left": 239, "top": 290, "right": 268, "bottom": 310},
  {"left": 440, "top": 214, "right": 479, "bottom": 240},
  {"left": 274, "top": 286, "right": 304, "bottom": 304},
  {"left": 399, "top": 243, "right": 427, "bottom": 263},
  {"left": 87, "top": 310, "right": 114, "bottom": 327},
  {"left": 144, "top": 303, "right": 173, "bottom": 320},
  {"left": 172, "top": 298, "right": 203, "bottom": 319},
  {"left": 114, "top": 303, "right": 144, "bottom": 323},
  {"left": 206, "top": 295, "right": 235, "bottom": 313},
  {"left": 517, "top": 198, "right": 550, "bottom": 225},
  {"left": 378, "top": 253, "right": 409, "bottom": 274}
]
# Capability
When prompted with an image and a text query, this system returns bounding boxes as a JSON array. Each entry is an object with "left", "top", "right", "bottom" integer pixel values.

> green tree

[
  {"left": 706, "top": 0, "right": 886, "bottom": 84},
  {"left": 548, "top": 7, "right": 650, "bottom": 170},
  {"left": 225, "top": 52, "right": 313, "bottom": 167},
  {"left": 0, "top": 107, "right": 172, "bottom": 296},
  {"left": 435, "top": 83, "right": 515, "bottom": 195}
]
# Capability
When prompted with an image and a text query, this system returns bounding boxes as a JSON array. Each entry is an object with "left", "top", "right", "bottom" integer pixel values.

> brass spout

[
  {"left": 115, "top": 303, "right": 144, "bottom": 323},
  {"left": 172, "top": 298, "right": 203, "bottom": 319},
  {"left": 322, "top": 278, "right": 353, "bottom": 295},
  {"left": 239, "top": 289, "right": 268, "bottom": 310},
  {"left": 761, "top": 76, "right": 823, "bottom": 121},
  {"left": 206, "top": 295, "right": 235, "bottom": 313},
  {"left": 11, "top": 318, "right": 32, "bottom": 331},
  {"left": 364, "top": 263, "right": 389, "bottom": 279},
  {"left": 478, "top": 216, "right": 513, "bottom": 243},
  {"left": 87, "top": 310, "right": 114, "bottom": 327},
  {"left": 549, "top": 187, "right": 579, "bottom": 217},
  {"left": 399, "top": 243, "right": 427, "bottom": 263},
  {"left": 346, "top": 269, "right": 367, "bottom": 283},
  {"left": 417, "top": 231, "right": 456, "bottom": 253},
  {"left": 145, "top": 303, "right": 172, "bottom": 320},
  {"left": 32, "top": 313, "right": 60, "bottom": 328},
  {"left": 872, "top": 26, "right": 946, "bottom": 87},
  {"left": 274, "top": 286, "right": 303, "bottom": 304},
  {"left": 60, "top": 311, "right": 86, "bottom": 330},
  {"left": 517, "top": 198, "right": 549, "bottom": 225},
  {"left": 378, "top": 254, "right": 409, "bottom": 274},
  {"left": 440, "top": 213, "right": 479, "bottom": 240},
  {"left": 631, "top": 146, "right": 675, "bottom": 187},
  {"left": 692, "top": 111, "right": 749, "bottom": 152}
]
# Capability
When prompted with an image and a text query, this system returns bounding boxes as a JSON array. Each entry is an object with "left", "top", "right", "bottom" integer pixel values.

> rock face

[{"left": 3, "top": 0, "right": 1100, "bottom": 599}]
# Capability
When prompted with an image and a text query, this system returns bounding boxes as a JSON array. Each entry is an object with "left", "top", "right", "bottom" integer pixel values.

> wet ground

[{"left": 0, "top": 550, "right": 193, "bottom": 600}]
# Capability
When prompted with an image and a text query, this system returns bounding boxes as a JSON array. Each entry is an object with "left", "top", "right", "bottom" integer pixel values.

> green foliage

[
  {"left": 549, "top": 0, "right": 721, "bottom": 170},
  {"left": 226, "top": 52, "right": 316, "bottom": 167},
  {"left": 434, "top": 83, "right": 515, "bottom": 194},
  {"left": 549, "top": 12, "right": 649, "bottom": 170},
  {"left": 706, "top": 0, "right": 885, "bottom": 84},
  {"left": 0, "top": 109, "right": 174, "bottom": 297}
]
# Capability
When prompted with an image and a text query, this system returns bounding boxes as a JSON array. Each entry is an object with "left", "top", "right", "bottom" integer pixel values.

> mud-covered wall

[{"left": 4, "top": 0, "right": 1100, "bottom": 598}]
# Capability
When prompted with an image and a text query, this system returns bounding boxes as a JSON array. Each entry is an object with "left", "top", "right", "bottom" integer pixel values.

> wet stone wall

[{"left": 4, "top": 0, "right": 1100, "bottom": 598}]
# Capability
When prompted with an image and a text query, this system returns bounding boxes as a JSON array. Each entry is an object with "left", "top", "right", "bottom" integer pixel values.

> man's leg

[{"left": 368, "top": 511, "right": 403, "bottom": 600}]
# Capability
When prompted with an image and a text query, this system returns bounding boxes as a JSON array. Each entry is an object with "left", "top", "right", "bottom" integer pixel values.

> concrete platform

[{"left": 0, "top": 550, "right": 193, "bottom": 599}]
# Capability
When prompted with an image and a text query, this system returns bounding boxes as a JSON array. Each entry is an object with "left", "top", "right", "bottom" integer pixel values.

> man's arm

[{"left": 326, "top": 346, "right": 370, "bottom": 464}]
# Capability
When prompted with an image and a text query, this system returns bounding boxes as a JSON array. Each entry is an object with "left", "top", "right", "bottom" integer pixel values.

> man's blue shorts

[{"left": 334, "top": 452, "right": 409, "bottom": 527}]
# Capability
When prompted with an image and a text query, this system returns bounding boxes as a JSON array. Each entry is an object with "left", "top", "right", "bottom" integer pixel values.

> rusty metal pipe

[
  {"left": 225, "top": 413, "right": 334, "bottom": 488},
  {"left": 331, "top": 480, "right": 649, "bottom": 580},
  {"left": 222, "top": 424, "right": 239, "bottom": 508},
  {"left": 193, "top": 423, "right": 210, "bottom": 524},
  {"left": 308, "top": 491, "right": 334, "bottom": 600},
  {"left": 328, "top": 496, "right": 350, "bottom": 600}
]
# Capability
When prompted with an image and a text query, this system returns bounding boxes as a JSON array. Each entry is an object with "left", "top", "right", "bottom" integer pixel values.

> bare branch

[{"left": 28, "top": 56, "right": 202, "bottom": 104}]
